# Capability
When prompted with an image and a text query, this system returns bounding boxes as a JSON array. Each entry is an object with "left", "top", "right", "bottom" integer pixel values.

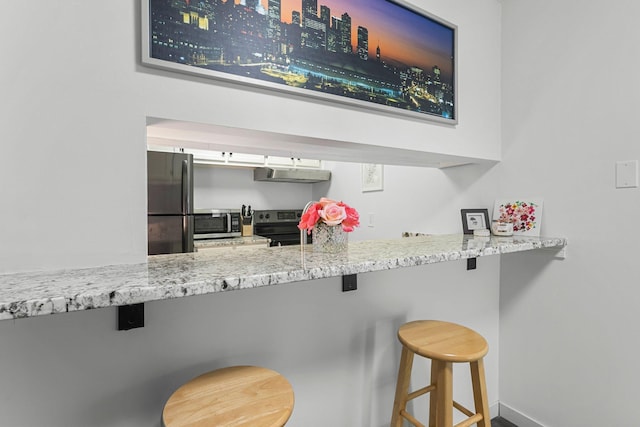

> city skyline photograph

[
  {"left": 273, "top": 0, "right": 454, "bottom": 78},
  {"left": 145, "top": 0, "right": 457, "bottom": 122}
]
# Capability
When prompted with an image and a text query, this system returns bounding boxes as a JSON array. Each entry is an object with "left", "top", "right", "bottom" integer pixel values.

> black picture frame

[
  {"left": 460, "top": 209, "right": 490, "bottom": 234},
  {"left": 142, "top": 0, "right": 457, "bottom": 124}
]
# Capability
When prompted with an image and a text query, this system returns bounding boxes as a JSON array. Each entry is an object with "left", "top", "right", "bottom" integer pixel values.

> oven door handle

[{"left": 226, "top": 213, "right": 232, "bottom": 233}]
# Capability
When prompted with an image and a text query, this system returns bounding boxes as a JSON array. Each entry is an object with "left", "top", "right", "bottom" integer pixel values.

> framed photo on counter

[{"left": 460, "top": 208, "right": 490, "bottom": 234}]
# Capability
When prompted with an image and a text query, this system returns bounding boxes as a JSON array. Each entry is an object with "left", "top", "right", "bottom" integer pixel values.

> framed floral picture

[{"left": 492, "top": 198, "right": 543, "bottom": 236}]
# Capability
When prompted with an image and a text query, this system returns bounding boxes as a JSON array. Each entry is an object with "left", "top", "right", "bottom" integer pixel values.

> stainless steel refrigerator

[{"left": 147, "top": 151, "right": 194, "bottom": 255}]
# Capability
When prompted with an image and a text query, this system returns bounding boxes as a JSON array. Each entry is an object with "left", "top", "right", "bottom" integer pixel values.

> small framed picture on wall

[
  {"left": 362, "top": 164, "right": 384, "bottom": 192},
  {"left": 460, "top": 209, "right": 490, "bottom": 234}
]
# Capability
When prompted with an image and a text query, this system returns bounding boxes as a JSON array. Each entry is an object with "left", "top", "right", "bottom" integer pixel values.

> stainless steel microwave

[{"left": 193, "top": 209, "right": 241, "bottom": 239}]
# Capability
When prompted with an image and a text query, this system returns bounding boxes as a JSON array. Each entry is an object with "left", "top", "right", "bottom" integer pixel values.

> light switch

[
  {"left": 616, "top": 160, "right": 638, "bottom": 188},
  {"left": 368, "top": 213, "right": 375, "bottom": 227}
]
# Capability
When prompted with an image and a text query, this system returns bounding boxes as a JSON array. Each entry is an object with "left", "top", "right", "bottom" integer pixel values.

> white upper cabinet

[
  {"left": 294, "top": 158, "right": 321, "bottom": 168},
  {"left": 147, "top": 144, "right": 323, "bottom": 169},
  {"left": 265, "top": 156, "right": 295, "bottom": 167},
  {"left": 226, "top": 152, "right": 265, "bottom": 165}
]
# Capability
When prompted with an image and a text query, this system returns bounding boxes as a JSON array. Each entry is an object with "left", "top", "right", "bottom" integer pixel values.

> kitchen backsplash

[{"left": 194, "top": 165, "right": 319, "bottom": 210}]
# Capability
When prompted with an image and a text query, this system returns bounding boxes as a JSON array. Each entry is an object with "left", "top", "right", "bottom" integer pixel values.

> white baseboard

[
  {"left": 499, "top": 402, "right": 545, "bottom": 427},
  {"left": 490, "top": 402, "right": 500, "bottom": 420}
]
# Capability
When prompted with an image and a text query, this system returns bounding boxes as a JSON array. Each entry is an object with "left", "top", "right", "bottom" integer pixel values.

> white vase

[{"left": 312, "top": 223, "right": 348, "bottom": 253}]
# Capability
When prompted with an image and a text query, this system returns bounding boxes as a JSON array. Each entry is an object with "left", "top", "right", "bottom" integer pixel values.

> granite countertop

[
  {"left": 0, "top": 234, "right": 567, "bottom": 321},
  {"left": 194, "top": 235, "right": 270, "bottom": 249}
]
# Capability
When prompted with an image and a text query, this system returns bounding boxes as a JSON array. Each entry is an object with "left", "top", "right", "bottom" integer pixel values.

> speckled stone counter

[
  {"left": 194, "top": 235, "right": 270, "bottom": 250},
  {"left": 0, "top": 234, "right": 566, "bottom": 320}
]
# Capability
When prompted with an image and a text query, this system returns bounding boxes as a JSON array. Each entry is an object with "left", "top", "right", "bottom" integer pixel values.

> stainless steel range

[{"left": 253, "top": 209, "right": 312, "bottom": 247}]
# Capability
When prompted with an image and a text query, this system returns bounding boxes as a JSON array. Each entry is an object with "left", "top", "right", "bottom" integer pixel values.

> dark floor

[{"left": 491, "top": 416, "right": 518, "bottom": 427}]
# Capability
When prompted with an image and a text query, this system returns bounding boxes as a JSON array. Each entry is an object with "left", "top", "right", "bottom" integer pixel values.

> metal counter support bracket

[
  {"left": 342, "top": 274, "right": 357, "bottom": 292},
  {"left": 118, "top": 303, "right": 145, "bottom": 330},
  {"left": 467, "top": 258, "right": 477, "bottom": 270}
]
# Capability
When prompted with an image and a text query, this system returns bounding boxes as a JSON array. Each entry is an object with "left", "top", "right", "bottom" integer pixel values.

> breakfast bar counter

[
  {"left": 194, "top": 235, "right": 271, "bottom": 250},
  {"left": 0, "top": 234, "right": 566, "bottom": 321}
]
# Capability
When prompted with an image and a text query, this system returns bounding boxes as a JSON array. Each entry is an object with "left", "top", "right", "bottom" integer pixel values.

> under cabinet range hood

[{"left": 253, "top": 167, "right": 331, "bottom": 183}]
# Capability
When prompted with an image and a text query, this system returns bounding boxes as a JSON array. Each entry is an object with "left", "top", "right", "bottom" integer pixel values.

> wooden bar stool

[
  {"left": 162, "top": 365, "right": 294, "bottom": 427},
  {"left": 390, "top": 320, "right": 491, "bottom": 427}
]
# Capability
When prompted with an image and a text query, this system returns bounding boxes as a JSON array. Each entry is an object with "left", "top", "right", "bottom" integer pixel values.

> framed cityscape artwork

[{"left": 142, "top": 0, "right": 457, "bottom": 124}]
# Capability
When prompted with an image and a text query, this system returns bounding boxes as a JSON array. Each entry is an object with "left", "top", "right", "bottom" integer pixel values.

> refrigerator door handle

[
  {"left": 181, "top": 159, "right": 192, "bottom": 215},
  {"left": 182, "top": 214, "right": 188, "bottom": 252},
  {"left": 183, "top": 215, "right": 194, "bottom": 253},
  {"left": 181, "top": 157, "right": 194, "bottom": 253}
]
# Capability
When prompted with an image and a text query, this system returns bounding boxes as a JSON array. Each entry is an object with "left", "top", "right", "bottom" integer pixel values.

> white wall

[
  {"left": 320, "top": 161, "right": 500, "bottom": 241},
  {"left": 0, "top": 0, "right": 501, "bottom": 274},
  {"left": 0, "top": 1, "right": 504, "bottom": 426},
  {"left": 499, "top": 1, "right": 640, "bottom": 426},
  {"left": 193, "top": 165, "right": 313, "bottom": 210},
  {"left": 193, "top": 159, "right": 497, "bottom": 234}
]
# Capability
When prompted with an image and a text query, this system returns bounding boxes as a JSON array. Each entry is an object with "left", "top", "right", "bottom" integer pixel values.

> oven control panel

[
  {"left": 253, "top": 209, "right": 303, "bottom": 224},
  {"left": 253, "top": 209, "right": 306, "bottom": 246}
]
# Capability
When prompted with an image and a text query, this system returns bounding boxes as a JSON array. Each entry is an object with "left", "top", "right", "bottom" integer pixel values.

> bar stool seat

[
  {"left": 162, "top": 365, "right": 294, "bottom": 427},
  {"left": 391, "top": 320, "right": 491, "bottom": 427}
]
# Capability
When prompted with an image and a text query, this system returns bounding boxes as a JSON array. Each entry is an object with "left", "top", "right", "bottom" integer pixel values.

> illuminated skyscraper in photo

[
  {"left": 357, "top": 26, "right": 368, "bottom": 60},
  {"left": 340, "top": 12, "right": 352, "bottom": 53},
  {"left": 267, "top": 0, "right": 281, "bottom": 40},
  {"left": 302, "top": 0, "right": 317, "bottom": 20}
]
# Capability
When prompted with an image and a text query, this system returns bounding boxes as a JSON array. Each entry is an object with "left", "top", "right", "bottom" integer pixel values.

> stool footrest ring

[
  {"left": 452, "top": 400, "right": 475, "bottom": 417},
  {"left": 453, "top": 413, "right": 483, "bottom": 427}
]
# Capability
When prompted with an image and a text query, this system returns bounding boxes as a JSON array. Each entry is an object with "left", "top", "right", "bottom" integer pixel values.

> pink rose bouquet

[{"left": 298, "top": 197, "right": 360, "bottom": 234}]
